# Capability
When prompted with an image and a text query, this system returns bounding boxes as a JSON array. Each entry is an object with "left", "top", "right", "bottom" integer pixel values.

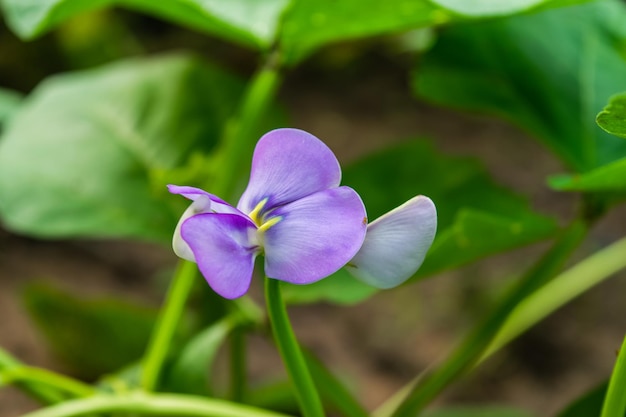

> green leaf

[
  {"left": 422, "top": 407, "right": 535, "bottom": 417},
  {"left": 22, "top": 283, "right": 157, "bottom": 379},
  {"left": 165, "top": 317, "right": 235, "bottom": 396},
  {"left": 556, "top": 381, "right": 608, "bottom": 417},
  {"left": 549, "top": 158, "right": 626, "bottom": 191},
  {"left": 430, "top": 0, "right": 587, "bottom": 17},
  {"left": 279, "top": 0, "right": 448, "bottom": 64},
  {"left": 597, "top": 92, "right": 626, "bottom": 139},
  {"left": 0, "top": 0, "right": 289, "bottom": 48},
  {"left": 414, "top": 0, "right": 626, "bottom": 173},
  {"left": 0, "top": 87, "right": 23, "bottom": 129},
  {"left": 601, "top": 335, "right": 626, "bottom": 417},
  {"left": 0, "top": 53, "right": 243, "bottom": 243},
  {"left": 343, "top": 140, "right": 558, "bottom": 279}
]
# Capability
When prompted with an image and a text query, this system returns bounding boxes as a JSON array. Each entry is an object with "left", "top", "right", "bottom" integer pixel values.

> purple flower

[
  {"left": 346, "top": 196, "right": 437, "bottom": 288},
  {"left": 169, "top": 128, "right": 367, "bottom": 299}
]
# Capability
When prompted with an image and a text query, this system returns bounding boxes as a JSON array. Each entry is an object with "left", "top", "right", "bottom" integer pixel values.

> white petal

[
  {"left": 172, "top": 195, "right": 213, "bottom": 262},
  {"left": 347, "top": 196, "right": 437, "bottom": 289}
]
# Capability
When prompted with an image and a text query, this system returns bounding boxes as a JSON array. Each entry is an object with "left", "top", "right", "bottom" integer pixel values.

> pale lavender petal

[
  {"left": 263, "top": 186, "right": 367, "bottom": 284},
  {"left": 167, "top": 184, "right": 237, "bottom": 214},
  {"left": 181, "top": 213, "right": 259, "bottom": 299},
  {"left": 347, "top": 196, "right": 437, "bottom": 289},
  {"left": 237, "top": 129, "right": 342, "bottom": 214}
]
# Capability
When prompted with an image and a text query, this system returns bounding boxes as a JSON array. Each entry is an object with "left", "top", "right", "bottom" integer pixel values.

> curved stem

[
  {"left": 1, "top": 366, "right": 95, "bottom": 398},
  {"left": 601, "top": 335, "right": 626, "bottom": 417},
  {"left": 21, "top": 392, "right": 295, "bottom": 417},
  {"left": 141, "top": 260, "right": 198, "bottom": 391},
  {"left": 265, "top": 278, "right": 325, "bottom": 417},
  {"left": 387, "top": 221, "right": 587, "bottom": 417}
]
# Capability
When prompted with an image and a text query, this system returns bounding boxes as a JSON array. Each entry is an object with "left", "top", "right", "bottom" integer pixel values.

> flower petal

[
  {"left": 169, "top": 184, "right": 241, "bottom": 261},
  {"left": 263, "top": 186, "right": 367, "bottom": 284},
  {"left": 181, "top": 213, "right": 259, "bottom": 299},
  {"left": 237, "top": 129, "right": 342, "bottom": 213},
  {"left": 347, "top": 196, "right": 437, "bottom": 289}
]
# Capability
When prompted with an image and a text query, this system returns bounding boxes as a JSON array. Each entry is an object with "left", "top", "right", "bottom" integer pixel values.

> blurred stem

[
  {"left": 20, "top": 392, "right": 295, "bottom": 417},
  {"left": 141, "top": 261, "right": 198, "bottom": 391},
  {"left": 386, "top": 221, "right": 587, "bottom": 417},
  {"left": 265, "top": 278, "right": 325, "bottom": 417},
  {"left": 0, "top": 347, "right": 66, "bottom": 404},
  {"left": 1, "top": 366, "right": 95, "bottom": 398},
  {"left": 229, "top": 327, "right": 246, "bottom": 402},
  {"left": 601, "top": 335, "right": 626, "bottom": 417}
]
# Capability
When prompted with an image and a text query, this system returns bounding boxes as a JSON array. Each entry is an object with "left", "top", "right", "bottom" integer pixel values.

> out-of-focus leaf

[
  {"left": 0, "top": 0, "right": 289, "bottom": 49},
  {"left": 344, "top": 140, "right": 557, "bottom": 279},
  {"left": 422, "top": 407, "right": 535, "bottom": 417},
  {"left": 279, "top": 0, "right": 446, "bottom": 64},
  {"left": 602, "top": 335, "right": 626, "bottom": 417},
  {"left": 0, "top": 87, "right": 22, "bottom": 129},
  {"left": 282, "top": 268, "right": 377, "bottom": 305},
  {"left": 549, "top": 158, "right": 626, "bottom": 191},
  {"left": 414, "top": 0, "right": 626, "bottom": 173},
  {"left": 556, "top": 381, "right": 609, "bottom": 417},
  {"left": 597, "top": 93, "right": 626, "bottom": 139},
  {"left": 0, "top": 54, "right": 243, "bottom": 243},
  {"left": 22, "top": 283, "right": 156, "bottom": 380},
  {"left": 430, "top": 0, "right": 586, "bottom": 17},
  {"left": 165, "top": 317, "right": 235, "bottom": 395}
]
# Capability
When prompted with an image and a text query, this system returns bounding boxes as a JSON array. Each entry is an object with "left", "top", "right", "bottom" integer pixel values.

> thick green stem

[
  {"left": 388, "top": 221, "right": 587, "bottom": 417},
  {"left": 265, "top": 278, "right": 325, "bottom": 417},
  {"left": 20, "top": 392, "right": 295, "bottom": 417},
  {"left": 1, "top": 366, "right": 95, "bottom": 398},
  {"left": 141, "top": 260, "right": 198, "bottom": 391}
]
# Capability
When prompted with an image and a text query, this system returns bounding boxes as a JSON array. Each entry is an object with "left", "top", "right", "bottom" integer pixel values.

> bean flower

[{"left": 170, "top": 128, "right": 437, "bottom": 298}]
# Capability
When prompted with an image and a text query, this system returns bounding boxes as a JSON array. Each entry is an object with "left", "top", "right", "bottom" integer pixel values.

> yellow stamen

[
  {"left": 258, "top": 216, "right": 282, "bottom": 233},
  {"left": 248, "top": 198, "right": 267, "bottom": 226}
]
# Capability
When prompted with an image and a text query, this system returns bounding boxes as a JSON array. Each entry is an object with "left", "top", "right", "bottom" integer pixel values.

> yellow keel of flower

[{"left": 249, "top": 198, "right": 282, "bottom": 232}]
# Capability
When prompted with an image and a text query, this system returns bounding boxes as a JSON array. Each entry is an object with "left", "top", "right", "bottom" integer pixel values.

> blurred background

[{"left": 1, "top": 3, "right": 626, "bottom": 417}]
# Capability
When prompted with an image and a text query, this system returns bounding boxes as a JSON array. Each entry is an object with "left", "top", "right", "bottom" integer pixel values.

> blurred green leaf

[
  {"left": 423, "top": 407, "right": 535, "bottom": 417},
  {"left": 22, "top": 283, "right": 156, "bottom": 380},
  {"left": 0, "top": 87, "right": 22, "bottom": 129},
  {"left": 279, "top": 0, "right": 447, "bottom": 64},
  {"left": 556, "top": 381, "right": 608, "bottom": 417},
  {"left": 165, "top": 317, "right": 235, "bottom": 395},
  {"left": 0, "top": 0, "right": 289, "bottom": 48},
  {"left": 597, "top": 93, "right": 626, "bottom": 139},
  {"left": 414, "top": 0, "right": 626, "bottom": 173},
  {"left": 430, "top": 0, "right": 586, "bottom": 17},
  {"left": 0, "top": 53, "right": 243, "bottom": 243},
  {"left": 602, "top": 335, "right": 626, "bottom": 417},
  {"left": 282, "top": 267, "right": 377, "bottom": 305},
  {"left": 344, "top": 140, "right": 558, "bottom": 279}
]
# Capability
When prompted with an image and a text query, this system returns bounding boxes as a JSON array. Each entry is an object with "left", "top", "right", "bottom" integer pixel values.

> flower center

[{"left": 248, "top": 198, "right": 282, "bottom": 233}]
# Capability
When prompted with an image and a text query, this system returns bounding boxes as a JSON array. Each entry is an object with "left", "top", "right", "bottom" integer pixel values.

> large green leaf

[
  {"left": 414, "top": 0, "right": 626, "bottom": 173},
  {"left": 343, "top": 140, "right": 557, "bottom": 279},
  {"left": 0, "top": 54, "right": 243, "bottom": 242},
  {"left": 0, "top": 87, "right": 23, "bottom": 129},
  {"left": 0, "top": 0, "right": 289, "bottom": 48},
  {"left": 279, "top": 0, "right": 445, "bottom": 64},
  {"left": 430, "top": 0, "right": 586, "bottom": 17},
  {"left": 22, "top": 283, "right": 156, "bottom": 379}
]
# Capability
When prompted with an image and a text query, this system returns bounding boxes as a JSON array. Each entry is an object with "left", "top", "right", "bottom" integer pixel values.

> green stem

[
  {"left": 21, "top": 392, "right": 295, "bottom": 417},
  {"left": 265, "top": 278, "right": 325, "bottom": 417},
  {"left": 388, "top": 221, "right": 587, "bottom": 417},
  {"left": 1, "top": 366, "right": 95, "bottom": 398},
  {"left": 601, "top": 335, "right": 626, "bottom": 417},
  {"left": 141, "top": 260, "right": 198, "bottom": 391},
  {"left": 0, "top": 347, "right": 66, "bottom": 404}
]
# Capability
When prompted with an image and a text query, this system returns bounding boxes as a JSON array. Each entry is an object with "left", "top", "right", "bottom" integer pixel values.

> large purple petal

[
  {"left": 181, "top": 213, "right": 259, "bottom": 299},
  {"left": 237, "top": 129, "right": 342, "bottom": 214},
  {"left": 263, "top": 186, "right": 367, "bottom": 284},
  {"left": 347, "top": 196, "right": 437, "bottom": 289}
]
